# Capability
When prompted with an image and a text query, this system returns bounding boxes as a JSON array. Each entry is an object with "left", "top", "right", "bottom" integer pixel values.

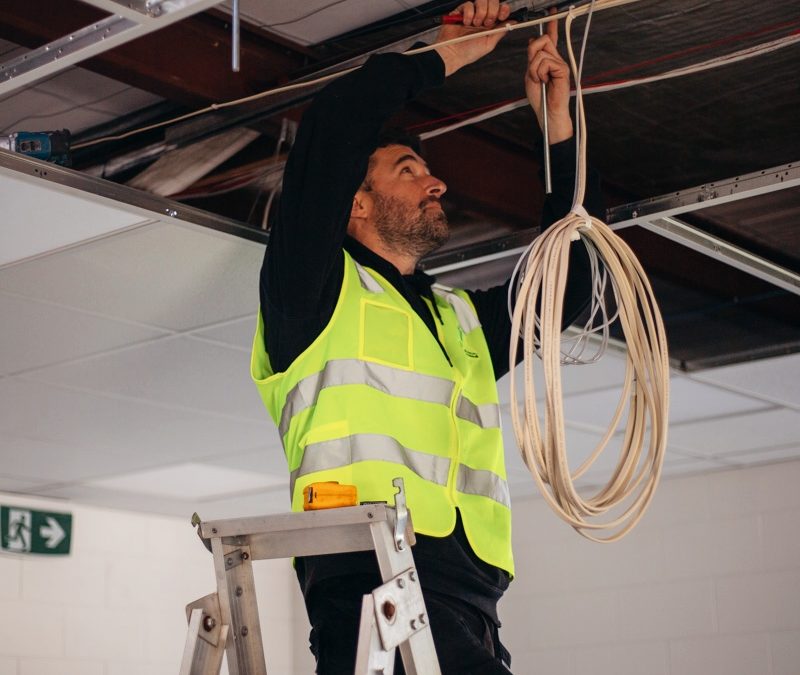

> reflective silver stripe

[
  {"left": 279, "top": 359, "right": 455, "bottom": 437},
  {"left": 432, "top": 284, "right": 481, "bottom": 333},
  {"left": 354, "top": 262, "right": 385, "bottom": 293},
  {"left": 290, "top": 433, "right": 451, "bottom": 495},
  {"left": 456, "top": 464, "right": 511, "bottom": 509},
  {"left": 456, "top": 395, "right": 501, "bottom": 429}
]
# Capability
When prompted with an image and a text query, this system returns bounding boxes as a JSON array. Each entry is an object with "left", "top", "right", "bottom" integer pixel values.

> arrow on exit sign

[{"left": 1, "top": 506, "right": 72, "bottom": 555}]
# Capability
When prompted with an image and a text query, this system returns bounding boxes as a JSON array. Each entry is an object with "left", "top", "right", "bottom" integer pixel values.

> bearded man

[{"left": 252, "top": 2, "right": 599, "bottom": 672}]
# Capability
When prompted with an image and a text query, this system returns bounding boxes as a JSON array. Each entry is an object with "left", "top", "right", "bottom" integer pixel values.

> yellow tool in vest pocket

[{"left": 303, "top": 481, "right": 359, "bottom": 510}]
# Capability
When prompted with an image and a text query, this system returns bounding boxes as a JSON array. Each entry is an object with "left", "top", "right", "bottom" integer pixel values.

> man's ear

[{"left": 351, "top": 189, "right": 370, "bottom": 219}]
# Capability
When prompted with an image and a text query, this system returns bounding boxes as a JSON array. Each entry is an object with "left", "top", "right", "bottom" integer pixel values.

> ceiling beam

[{"left": 0, "top": 0, "right": 311, "bottom": 105}]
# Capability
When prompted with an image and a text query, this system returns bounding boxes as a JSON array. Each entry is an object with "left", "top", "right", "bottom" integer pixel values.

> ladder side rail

[
  {"left": 369, "top": 518, "right": 441, "bottom": 675},
  {"left": 180, "top": 608, "right": 229, "bottom": 675},
  {"left": 211, "top": 537, "right": 268, "bottom": 675}
]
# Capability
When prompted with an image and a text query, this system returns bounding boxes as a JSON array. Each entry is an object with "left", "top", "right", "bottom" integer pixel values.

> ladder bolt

[
  {"left": 241, "top": 626, "right": 249, "bottom": 637},
  {"left": 381, "top": 600, "right": 396, "bottom": 621},
  {"left": 397, "top": 578, "right": 405, "bottom": 588},
  {"left": 202, "top": 615, "right": 217, "bottom": 632},
  {"left": 418, "top": 613, "right": 426, "bottom": 625},
  {"left": 410, "top": 619, "right": 417, "bottom": 630},
  {"left": 241, "top": 551, "right": 250, "bottom": 560},
  {"left": 409, "top": 570, "right": 416, "bottom": 582},
  {"left": 236, "top": 586, "right": 244, "bottom": 596}
]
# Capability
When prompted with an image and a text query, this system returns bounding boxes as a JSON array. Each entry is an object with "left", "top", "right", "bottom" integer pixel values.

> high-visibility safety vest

[{"left": 251, "top": 250, "right": 513, "bottom": 575}]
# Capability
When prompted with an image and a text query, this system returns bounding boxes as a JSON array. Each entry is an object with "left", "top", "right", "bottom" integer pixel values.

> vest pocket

[{"left": 359, "top": 300, "right": 413, "bottom": 369}]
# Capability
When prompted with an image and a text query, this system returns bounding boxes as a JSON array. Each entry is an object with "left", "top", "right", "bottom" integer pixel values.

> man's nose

[{"left": 425, "top": 175, "right": 447, "bottom": 197}]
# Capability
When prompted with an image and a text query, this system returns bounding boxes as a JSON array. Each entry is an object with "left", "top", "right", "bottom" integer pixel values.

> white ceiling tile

[
  {"left": 234, "top": 0, "right": 429, "bottom": 45},
  {"left": 0, "top": 168, "right": 150, "bottom": 266},
  {"left": 497, "top": 350, "right": 629, "bottom": 405},
  {"left": 0, "top": 476, "right": 47, "bottom": 493},
  {"left": 0, "top": 293, "right": 168, "bottom": 375},
  {"left": 87, "top": 462, "right": 284, "bottom": 499},
  {"left": 27, "top": 336, "right": 267, "bottom": 420},
  {"left": 30, "top": 483, "right": 202, "bottom": 517},
  {"left": 502, "top": 419, "right": 610, "bottom": 478},
  {"left": 667, "top": 409, "right": 800, "bottom": 458},
  {"left": 0, "top": 434, "right": 178, "bottom": 483},
  {"left": 0, "top": 379, "right": 276, "bottom": 461},
  {"left": 659, "top": 455, "right": 735, "bottom": 478},
  {"left": 204, "top": 447, "right": 288, "bottom": 476},
  {"left": 554, "top": 376, "right": 770, "bottom": 432},
  {"left": 722, "top": 444, "right": 800, "bottom": 467},
  {"left": 191, "top": 317, "right": 255, "bottom": 350},
  {"left": 691, "top": 352, "right": 800, "bottom": 410},
  {"left": 0, "top": 222, "right": 263, "bottom": 330},
  {"left": 194, "top": 487, "right": 292, "bottom": 519}
]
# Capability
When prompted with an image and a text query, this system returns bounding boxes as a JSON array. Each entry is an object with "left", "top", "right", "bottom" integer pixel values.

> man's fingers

[
  {"left": 473, "top": 0, "right": 488, "bottom": 26},
  {"left": 454, "top": 0, "right": 510, "bottom": 27},
  {"left": 527, "top": 51, "right": 565, "bottom": 84},
  {"left": 455, "top": 1, "right": 475, "bottom": 25},
  {"left": 528, "top": 35, "right": 562, "bottom": 63},
  {"left": 546, "top": 7, "right": 559, "bottom": 48}
]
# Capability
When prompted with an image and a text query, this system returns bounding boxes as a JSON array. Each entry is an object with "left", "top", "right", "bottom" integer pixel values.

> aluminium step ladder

[{"left": 180, "top": 478, "right": 441, "bottom": 675}]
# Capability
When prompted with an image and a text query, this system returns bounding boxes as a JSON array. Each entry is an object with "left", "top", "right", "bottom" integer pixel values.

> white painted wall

[
  {"left": 0, "top": 492, "right": 313, "bottom": 675},
  {"left": 499, "top": 460, "right": 800, "bottom": 675},
  {"left": 4, "top": 460, "right": 800, "bottom": 674}
]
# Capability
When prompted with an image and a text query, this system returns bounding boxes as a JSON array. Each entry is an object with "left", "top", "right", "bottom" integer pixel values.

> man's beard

[{"left": 371, "top": 191, "right": 449, "bottom": 259}]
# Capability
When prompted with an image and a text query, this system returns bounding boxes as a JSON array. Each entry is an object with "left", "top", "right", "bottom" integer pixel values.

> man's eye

[{"left": 401, "top": 166, "right": 412, "bottom": 174}]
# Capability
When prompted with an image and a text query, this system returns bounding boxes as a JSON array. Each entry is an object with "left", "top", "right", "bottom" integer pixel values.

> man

[{"left": 252, "top": 2, "right": 597, "bottom": 672}]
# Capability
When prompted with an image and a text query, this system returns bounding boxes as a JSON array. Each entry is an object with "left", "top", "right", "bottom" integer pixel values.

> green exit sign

[{"left": 1, "top": 505, "right": 72, "bottom": 555}]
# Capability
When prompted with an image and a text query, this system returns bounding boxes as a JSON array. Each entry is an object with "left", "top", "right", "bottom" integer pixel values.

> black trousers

[{"left": 303, "top": 575, "right": 512, "bottom": 674}]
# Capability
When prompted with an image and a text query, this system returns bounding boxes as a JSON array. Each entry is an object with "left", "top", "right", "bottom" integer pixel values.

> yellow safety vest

[{"left": 251, "top": 250, "right": 513, "bottom": 575}]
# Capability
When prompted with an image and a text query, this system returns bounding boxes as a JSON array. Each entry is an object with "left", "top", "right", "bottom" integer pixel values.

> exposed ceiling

[{"left": 0, "top": 0, "right": 798, "bottom": 517}]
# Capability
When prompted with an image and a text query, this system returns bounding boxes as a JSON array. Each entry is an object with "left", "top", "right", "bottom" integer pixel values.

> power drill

[{"left": 0, "top": 130, "right": 71, "bottom": 166}]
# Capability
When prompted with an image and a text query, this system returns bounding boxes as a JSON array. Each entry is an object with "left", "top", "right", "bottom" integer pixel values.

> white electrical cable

[
  {"left": 72, "top": 0, "right": 642, "bottom": 150},
  {"left": 419, "top": 29, "right": 800, "bottom": 140},
  {"left": 508, "top": 3, "right": 670, "bottom": 542}
]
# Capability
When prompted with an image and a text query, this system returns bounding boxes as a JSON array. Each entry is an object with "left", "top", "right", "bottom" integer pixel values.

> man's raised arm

[{"left": 261, "top": 2, "right": 514, "bottom": 372}]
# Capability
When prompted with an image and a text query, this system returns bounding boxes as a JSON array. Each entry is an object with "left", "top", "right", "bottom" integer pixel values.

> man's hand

[
  {"left": 435, "top": 1, "right": 512, "bottom": 77},
  {"left": 525, "top": 12, "right": 573, "bottom": 144}
]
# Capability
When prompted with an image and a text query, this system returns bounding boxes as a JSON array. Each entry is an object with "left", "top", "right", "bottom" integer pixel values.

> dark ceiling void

[
  {"left": 0, "top": 0, "right": 313, "bottom": 105},
  {"left": 4, "top": 0, "right": 796, "bottom": 371}
]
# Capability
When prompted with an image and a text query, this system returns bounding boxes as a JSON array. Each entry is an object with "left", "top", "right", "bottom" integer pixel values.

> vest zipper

[{"left": 446, "top": 376, "right": 463, "bottom": 504}]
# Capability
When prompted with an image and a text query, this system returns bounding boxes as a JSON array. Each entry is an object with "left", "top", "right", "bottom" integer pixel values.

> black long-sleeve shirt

[{"left": 260, "top": 48, "right": 601, "bottom": 620}]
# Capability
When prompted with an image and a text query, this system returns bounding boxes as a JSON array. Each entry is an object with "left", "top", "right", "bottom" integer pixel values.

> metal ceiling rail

[
  {"left": 606, "top": 160, "right": 800, "bottom": 297},
  {"left": 425, "top": 161, "right": 800, "bottom": 296},
  {"left": 637, "top": 216, "right": 800, "bottom": 297},
  {"left": 0, "top": 0, "right": 225, "bottom": 97},
  {"left": 606, "top": 161, "right": 800, "bottom": 228},
  {"left": 0, "top": 149, "right": 269, "bottom": 252}
]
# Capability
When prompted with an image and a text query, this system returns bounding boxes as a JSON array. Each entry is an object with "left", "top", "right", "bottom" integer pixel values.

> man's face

[{"left": 361, "top": 144, "right": 449, "bottom": 258}]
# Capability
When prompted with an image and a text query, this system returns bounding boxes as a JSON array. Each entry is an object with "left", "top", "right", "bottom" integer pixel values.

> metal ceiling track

[
  {"left": 607, "top": 161, "right": 800, "bottom": 297},
  {"left": 427, "top": 161, "right": 800, "bottom": 297},
  {"left": 0, "top": 148, "right": 268, "bottom": 248},
  {"left": 0, "top": 0, "right": 226, "bottom": 96}
]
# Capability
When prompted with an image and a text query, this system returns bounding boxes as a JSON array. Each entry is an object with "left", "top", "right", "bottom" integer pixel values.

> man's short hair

[
  {"left": 361, "top": 127, "right": 422, "bottom": 192},
  {"left": 371, "top": 127, "right": 422, "bottom": 156}
]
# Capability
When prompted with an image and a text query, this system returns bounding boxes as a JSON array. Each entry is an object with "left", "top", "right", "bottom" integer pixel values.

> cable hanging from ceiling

[
  {"left": 71, "top": 0, "right": 640, "bottom": 150},
  {"left": 507, "top": 0, "right": 669, "bottom": 542}
]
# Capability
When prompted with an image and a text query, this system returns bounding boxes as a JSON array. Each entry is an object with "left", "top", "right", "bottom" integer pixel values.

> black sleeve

[
  {"left": 468, "top": 138, "right": 604, "bottom": 380},
  {"left": 261, "top": 50, "right": 446, "bottom": 373}
]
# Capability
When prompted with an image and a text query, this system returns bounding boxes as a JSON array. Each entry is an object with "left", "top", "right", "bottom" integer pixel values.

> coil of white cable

[{"left": 508, "top": 4, "right": 670, "bottom": 542}]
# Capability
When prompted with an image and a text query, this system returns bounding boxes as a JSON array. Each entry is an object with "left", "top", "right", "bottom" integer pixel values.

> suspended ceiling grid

[
  {"left": 1, "top": 156, "right": 799, "bottom": 518},
  {"left": 0, "top": 0, "right": 798, "bottom": 514}
]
